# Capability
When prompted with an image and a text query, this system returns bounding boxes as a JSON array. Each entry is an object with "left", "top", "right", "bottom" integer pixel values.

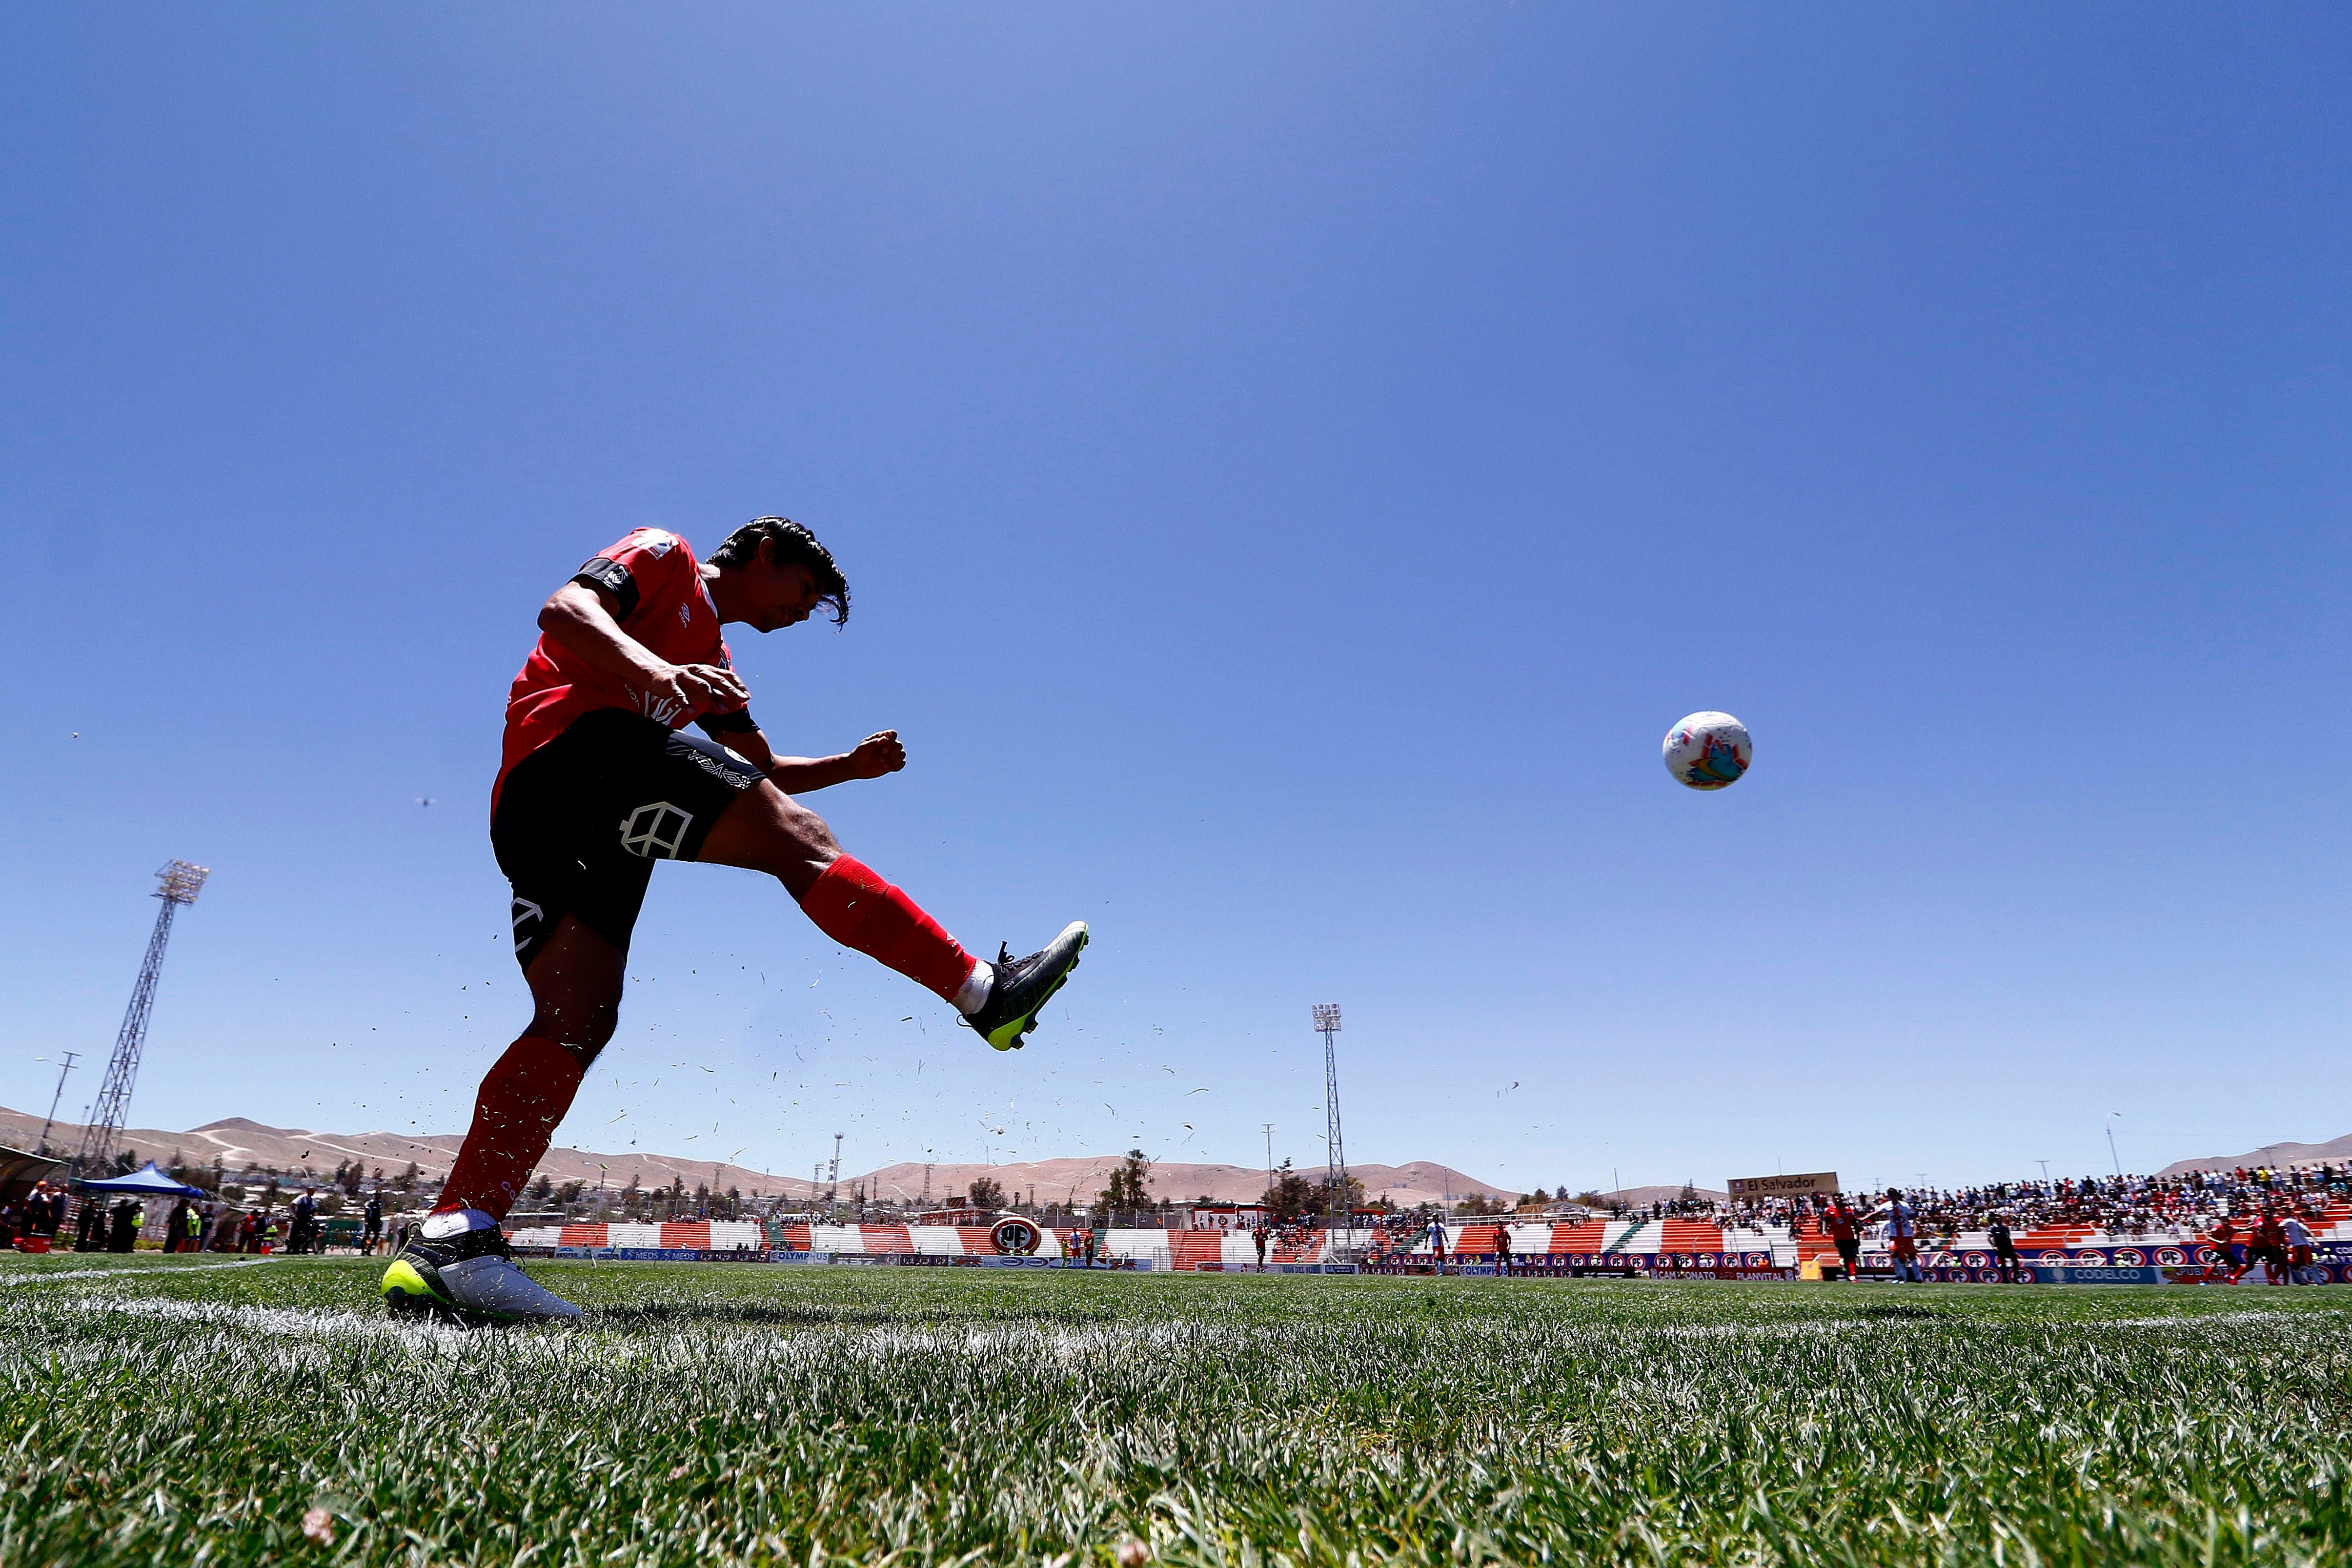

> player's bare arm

[{"left": 712, "top": 725, "right": 907, "bottom": 794}]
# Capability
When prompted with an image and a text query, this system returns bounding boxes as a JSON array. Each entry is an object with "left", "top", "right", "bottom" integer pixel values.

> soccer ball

[{"left": 1663, "top": 712, "right": 1751, "bottom": 790}]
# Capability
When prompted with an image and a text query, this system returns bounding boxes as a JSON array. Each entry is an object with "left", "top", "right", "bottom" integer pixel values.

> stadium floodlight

[
  {"left": 1312, "top": 1004, "right": 1347, "bottom": 1271},
  {"left": 73, "top": 861, "right": 210, "bottom": 1177},
  {"left": 157, "top": 860, "right": 210, "bottom": 904}
]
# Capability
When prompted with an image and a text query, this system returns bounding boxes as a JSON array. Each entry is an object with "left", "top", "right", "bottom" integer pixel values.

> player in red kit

[{"left": 383, "top": 517, "right": 1087, "bottom": 1322}]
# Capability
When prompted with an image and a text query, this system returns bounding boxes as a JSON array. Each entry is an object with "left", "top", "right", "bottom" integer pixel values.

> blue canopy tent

[{"left": 75, "top": 1162, "right": 206, "bottom": 1198}]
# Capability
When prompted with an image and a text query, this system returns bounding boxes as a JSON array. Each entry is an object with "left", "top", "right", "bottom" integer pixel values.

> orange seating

[
  {"left": 1658, "top": 1220, "right": 1725, "bottom": 1252},
  {"left": 862, "top": 1224, "right": 913, "bottom": 1254},
  {"left": 1454, "top": 1224, "right": 1501, "bottom": 1257},
  {"left": 1168, "top": 1232, "right": 1226, "bottom": 1270},
  {"left": 1549, "top": 1221, "right": 1609, "bottom": 1251}
]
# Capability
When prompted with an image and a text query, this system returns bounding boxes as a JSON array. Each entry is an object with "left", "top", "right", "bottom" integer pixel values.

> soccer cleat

[
  {"left": 963, "top": 920, "right": 1089, "bottom": 1050},
  {"left": 381, "top": 1213, "right": 580, "bottom": 1324}
]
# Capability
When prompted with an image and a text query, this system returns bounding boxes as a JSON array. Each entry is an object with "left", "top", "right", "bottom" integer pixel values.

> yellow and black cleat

[
  {"left": 380, "top": 1222, "right": 581, "bottom": 1323},
  {"left": 964, "top": 921, "right": 1089, "bottom": 1051}
]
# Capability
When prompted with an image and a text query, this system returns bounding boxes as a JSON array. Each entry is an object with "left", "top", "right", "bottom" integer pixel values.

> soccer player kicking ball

[{"left": 383, "top": 517, "right": 1087, "bottom": 1323}]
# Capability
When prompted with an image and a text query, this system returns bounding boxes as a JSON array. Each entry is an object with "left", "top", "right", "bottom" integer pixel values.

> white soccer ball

[{"left": 1663, "top": 712, "right": 1751, "bottom": 791}]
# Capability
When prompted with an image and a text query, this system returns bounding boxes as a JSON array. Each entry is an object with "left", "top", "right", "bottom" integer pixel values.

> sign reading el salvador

[{"left": 1726, "top": 1172, "right": 1839, "bottom": 1199}]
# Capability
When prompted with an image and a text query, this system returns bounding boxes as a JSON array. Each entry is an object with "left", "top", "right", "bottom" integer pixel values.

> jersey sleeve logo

[{"left": 573, "top": 557, "right": 640, "bottom": 620}]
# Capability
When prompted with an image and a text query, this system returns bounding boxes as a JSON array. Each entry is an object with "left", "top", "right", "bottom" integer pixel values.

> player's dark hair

[{"left": 711, "top": 516, "right": 849, "bottom": 624}]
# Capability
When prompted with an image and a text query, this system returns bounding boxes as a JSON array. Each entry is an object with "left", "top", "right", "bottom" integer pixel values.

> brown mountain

[
  {"left": 0, "top": 1105, "right": 816, "bottom": 1199},
  {"left": 0, "top": 1106, "right": 1509, "bottom": 1208}
]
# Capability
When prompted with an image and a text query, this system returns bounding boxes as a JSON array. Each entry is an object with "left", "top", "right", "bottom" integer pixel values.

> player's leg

[
  {"left": 384, "top": 723, "right": 644, "bottom": 1324},
  {"left": 439, "top": 916, "right": 623, "bottom": 1215},
  {"left": 694, "top": 773, "right": 1087, "bottom": 1051},
  {"left": 383, "top": 918, "right": 620, "bottom": 1323}
]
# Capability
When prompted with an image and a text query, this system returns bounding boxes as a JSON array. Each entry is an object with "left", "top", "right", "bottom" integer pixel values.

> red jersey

[{"left": 494, "top": 529, "right": 745, "bottom": 812}]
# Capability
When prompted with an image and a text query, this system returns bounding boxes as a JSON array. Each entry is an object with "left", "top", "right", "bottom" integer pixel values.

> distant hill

[
  {"left": 0, "top": 1105, "right": 815, "bottom": 1199},
  {"left": 1607, "top": 1183, "right": 1731, "bottom": 1206},
  {"left": 2156, "top": 1134, "right": 2352, "bottom": 1178},
  {"left": 0, "top": 1106, "right": 1511, "bottom": 1208}
]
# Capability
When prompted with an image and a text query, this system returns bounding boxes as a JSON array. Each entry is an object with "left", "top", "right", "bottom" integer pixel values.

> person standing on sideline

[
  {"left": 1252, "top": 1224, "right": 1268, "bottom": 1271},
  {"left": 290, "top": 1188, "right": 320, "bottom": 1255},
  {"left": 1823, "top": 1197, "right": 1862, "bottom": 1281},
  {"left": 25, "top": 1181, "right": 61, "bottom": 1241},
  {"left": 2207, "top": 1215, "right": 2248, "bottom": 1282},
  {"left": 2254, "top": 1211, "right": 2289, "bottom": 1285},
  {"left": 107, "top": 1200, "right": 138, "bottom": 1253},
  {"left": 1869, "top": 1189, "right": 1922, "bottom": 1282},
  {"left": 1988, "top": 1215, "right": 2022, "bottom": 1283},
  {"left": 1493, "top": 1223, "right": 1514, "bottom": 1278},
  {"left": 1426, "top": 1214, "right": 1449, "bottom": 1275},
  {"left": 363, "top": 1192, "right": 384, "bottom": 1256},
  {"left": 2284, "top": 1214, "right": 2316, "bottom": 1283}
]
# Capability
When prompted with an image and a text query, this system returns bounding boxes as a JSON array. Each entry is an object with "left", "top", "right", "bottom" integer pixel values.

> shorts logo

[
  {"left": 619, "top": 801, "right": 694, "bottom": 859},
  {"left": 685, "top": 748, "right": 757, "bottom": 789},
  {"left": 679, "top": 601, "right": 693, "bottom": 628},
  {"left": 510, "top": 898, "right": 544, "bottom": 952}
]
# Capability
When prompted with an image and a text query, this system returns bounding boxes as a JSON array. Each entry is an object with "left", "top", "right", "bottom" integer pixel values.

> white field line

[
  {"left": 0, "top": 1258, "right": 272, "bottom": 1287},
  {"left": 40, "top": 1293, "right": 541, "bottom": 1355},
  {"left": 2090, "top": 1309, "right": 2349, "bottom": 1329}
]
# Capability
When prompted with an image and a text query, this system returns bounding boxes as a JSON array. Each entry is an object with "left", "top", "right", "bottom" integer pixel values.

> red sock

[
  {"left": 435, "top": 1036, "right": 585, "bottom": 1221},
  {"left": 798, "top": 855, "right": 977, "bottom": 1004}
]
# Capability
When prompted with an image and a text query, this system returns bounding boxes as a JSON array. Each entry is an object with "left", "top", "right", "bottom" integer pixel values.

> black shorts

[{"left": 492, "top": 708, "right": 765, "bottom": 972}]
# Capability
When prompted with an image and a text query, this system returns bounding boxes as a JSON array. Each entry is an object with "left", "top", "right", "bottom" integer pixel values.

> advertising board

[{"left": 1725, "top": 1172, "right": 1839, "bottom": 1199}]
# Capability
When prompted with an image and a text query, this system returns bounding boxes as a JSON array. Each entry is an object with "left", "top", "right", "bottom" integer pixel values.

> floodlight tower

[
  {"left": 1313, "top": 1003, "right": 1347, "bottom": 1263},
  {"left": 74, "top": 861, "right": 209, "bottom": 1176}
]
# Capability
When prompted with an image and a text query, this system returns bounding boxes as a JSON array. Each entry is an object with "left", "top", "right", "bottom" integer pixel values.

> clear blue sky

[{"left": 3, "top": 7, "right": 2346, "bottom": 1197}]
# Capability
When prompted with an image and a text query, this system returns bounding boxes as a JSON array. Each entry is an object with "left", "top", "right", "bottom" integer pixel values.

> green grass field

[{"left": 5, "top": 1255, "right": 2351, "bottom": 1566}]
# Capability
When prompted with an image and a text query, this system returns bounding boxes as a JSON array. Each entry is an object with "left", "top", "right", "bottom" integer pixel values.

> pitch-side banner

[{"left": 1726, "top": 1172, "right": 1839, "bottom": 1199}]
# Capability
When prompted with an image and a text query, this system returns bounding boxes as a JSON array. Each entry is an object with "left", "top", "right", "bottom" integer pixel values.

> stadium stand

[{"left": 505, "top": 1165, "right": 2352, "bottom": 1280}]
